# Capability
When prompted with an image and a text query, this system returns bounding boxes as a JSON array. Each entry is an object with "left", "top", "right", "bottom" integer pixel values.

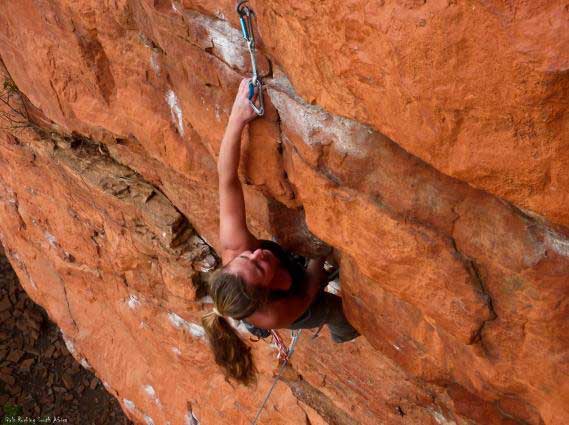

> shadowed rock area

[
  {"left": 0, "top": 1, "right": 567, "bottom": 424},
  {"left": 0, "top": 247, "right": 133, "bottom": 424}
]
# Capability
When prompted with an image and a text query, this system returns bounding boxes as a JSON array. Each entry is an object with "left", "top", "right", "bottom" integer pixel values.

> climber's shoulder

[
  {"left": 221, "top": 238, "right": 261, "bottom": 266},
  {"left": 245, "top": 301, "right": 294, "bottom": 330},
  {"left": 244, "top": 308, "right": 274, "bottom": 330}
]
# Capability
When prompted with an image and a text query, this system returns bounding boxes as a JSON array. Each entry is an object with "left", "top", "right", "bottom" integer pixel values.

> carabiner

[
  {"left": 236, "top": 0, "right": 249, "bottom": 15},
  {"left": 248, "top": 78, "right": 264, "bottom": 116},
  {"left": 236, "top": 1, "right": 254, "bottom": 46}
]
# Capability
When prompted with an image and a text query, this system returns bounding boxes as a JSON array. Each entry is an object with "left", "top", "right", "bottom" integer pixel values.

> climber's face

[{"left": 227, "top": 248, "right": 279, "bottom": 288}]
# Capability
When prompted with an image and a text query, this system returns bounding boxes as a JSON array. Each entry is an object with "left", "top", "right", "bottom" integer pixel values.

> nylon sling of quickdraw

[{"left": 236, "top": 0, "right": 264, "bottom": 116}]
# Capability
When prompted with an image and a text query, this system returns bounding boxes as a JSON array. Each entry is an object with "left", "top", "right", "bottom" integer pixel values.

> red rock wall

[{"left": 0, "top": 1, "right": 567, "bottom": 424}]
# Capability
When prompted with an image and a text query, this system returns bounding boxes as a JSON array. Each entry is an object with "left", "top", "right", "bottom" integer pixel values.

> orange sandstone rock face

[
  {"left": 253, "top": 0, "right": 569, "bottom": 227},
  {"left": 0, "top": 1, "right": 567, "bottom": 424}
]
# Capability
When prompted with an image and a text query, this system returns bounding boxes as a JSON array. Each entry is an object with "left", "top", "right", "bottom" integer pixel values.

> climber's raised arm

[{"left": 218, "top": 79, "right": 259, "bottom": 263}]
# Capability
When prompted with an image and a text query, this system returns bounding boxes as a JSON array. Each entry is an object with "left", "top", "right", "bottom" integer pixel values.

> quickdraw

[
  {"left": 236, "top": 0, "right": 264, "bottom": 116},
  {"left": 251, "top": 330, "right": 302, "bottom": 425},
  {"left": 270, "top": 329, "right": 292, "bottom": 362}
]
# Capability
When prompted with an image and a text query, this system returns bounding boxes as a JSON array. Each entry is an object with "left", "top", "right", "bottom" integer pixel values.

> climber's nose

[{"left": 250, "top": 249, "right": 264, "bottom": 261}]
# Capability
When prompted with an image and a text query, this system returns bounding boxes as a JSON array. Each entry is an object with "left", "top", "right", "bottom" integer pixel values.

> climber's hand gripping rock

[{"left": 229, "top": 78, "right": 259, "bottom": 128}]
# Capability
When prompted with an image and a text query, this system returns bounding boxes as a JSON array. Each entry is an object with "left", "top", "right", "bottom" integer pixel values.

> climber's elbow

[
  {"left": 218, "top": 175, "right": 239, "bottom": 194},
  {"left": 217, "top": 150, "right": 240, "bottom": 183}
]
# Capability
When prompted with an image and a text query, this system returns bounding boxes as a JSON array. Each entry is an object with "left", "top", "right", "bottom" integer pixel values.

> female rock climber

[{"left": 201, "top": 78, "right": 359, "bottom": 385}]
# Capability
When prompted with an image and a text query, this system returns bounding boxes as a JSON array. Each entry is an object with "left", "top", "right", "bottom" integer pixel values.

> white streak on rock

[
  {"left": 144, "top": 384, "right": 162, "bottom": 407},
  {"left": 187, "top": 323, "right": 206, "bottom": 339},
  {"left": 168, "top": 312, "right": 185, "bottom": 328},
  {"left": 171, "top": 1, "right": 182, "bottom": 14},
  {"left": 191, "top": 14, "right": 246, "bottom": 70},
  {"left": 80, "top": 358, "right": 91, "bottom": 370},
  {"left": 150, "top": 51, "right": 160, "bottom": 75},
  {"left": 28, "top": 276, "right": 38, "bottom": 290},
  {"left": 186, "top": 410, "right": 200, "bottom": 425},
  {"left": 61, "top": 333, "right": 76, "bottom": 355},
  {"left": 429, "top": 408, "right": 457, "bottom": 425},
  {"left": 268, "top": 88, "right": 368, "bottom": 159},
  {"left": 144, "top": 384, "right": 156, "bottom": 398},
  {"left": 144, "top": 415, "right": 155, "bottom": 425},
  {"left": 171, "top": 346, "right": 182, "bottom": 356},
  {"left": 325, "top": 280, "right": 341, "bottom": 295},
  {"left": 165, "top": 90, "right": 184, "bottom": 137},
  {"left": 123, "top": 399, "right": 136, "bottom": 411},
  {"left": 127, "top": 294, "right": 141, "bottom": 310},
  {"left": 168, "top": 312, "right": 206, "bottom": 340},
  {"left": 546, "top": 230, "right": 569, "bottom": 257},
  {"left": 102, "top": 380, "right": 111, "bottom": 391},
  {"left": 44, "top": 231, "right": 58, "bottom": 248},
  {"left": 393, "top": 344, "right": 401, "bottom": 351}
]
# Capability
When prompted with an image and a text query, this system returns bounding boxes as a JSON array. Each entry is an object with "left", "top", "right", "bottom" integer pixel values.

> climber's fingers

[
  {"left": 237, "top": 78, "right": 258, "bottom": 102},
  {"left": 238, "top": 77, "right": 250, "bottom": 94},
  {"left": 230, "top": 78, "right": 259, "bottom": 124}
]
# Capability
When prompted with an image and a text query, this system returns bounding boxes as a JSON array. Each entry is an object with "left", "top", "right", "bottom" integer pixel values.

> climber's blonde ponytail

[
  {"left": 201, "top": 311, "right": 256, "bottom": 385},
  {"left": 201, "top": 269, "right": 269, "bottom": 386}
]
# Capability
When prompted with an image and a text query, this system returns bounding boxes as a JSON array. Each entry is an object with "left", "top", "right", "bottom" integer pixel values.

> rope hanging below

[{"left": 250, "top": 329, "right": 302, "bottom": 425}]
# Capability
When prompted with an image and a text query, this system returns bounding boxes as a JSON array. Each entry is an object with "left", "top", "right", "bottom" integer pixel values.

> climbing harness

[
  {"left": 251, "top": 329, "right": 301, "bottom": 425},
  {"left": 236, "top": 0, "right": 264, "bottom": 116}
]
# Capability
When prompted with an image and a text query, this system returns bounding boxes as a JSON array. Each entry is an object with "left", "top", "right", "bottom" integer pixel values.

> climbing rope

[
  {"left": 250, "top": 265, "right": 342, "bottom": 423},
  {"left": 236, "top": 0, "right": 264, "bottom": 116},
  {"left": 251, "top": 329, "right": 302, "bottom": 425}
]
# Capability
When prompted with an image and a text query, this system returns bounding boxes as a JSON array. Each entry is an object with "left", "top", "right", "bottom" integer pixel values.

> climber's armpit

[{"left": 219, "top": 177, "right": 257, "bottom": 264}]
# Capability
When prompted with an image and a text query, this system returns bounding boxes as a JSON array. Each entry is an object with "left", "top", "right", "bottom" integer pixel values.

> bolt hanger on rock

[{"left": 236, "top": 0, "right": 264, "bottom": 116}]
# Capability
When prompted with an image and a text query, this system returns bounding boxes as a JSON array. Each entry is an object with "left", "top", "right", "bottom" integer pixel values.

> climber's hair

[{"left": 201, "top": 267, "right": 269, "bottom": 386}]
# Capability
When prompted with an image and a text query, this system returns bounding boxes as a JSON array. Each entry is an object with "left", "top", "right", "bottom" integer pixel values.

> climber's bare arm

[
  {"left": 246, "top": 258, "right": 327, "bottom": 329},
  {"left": 218, "top": 79, "right": 259, "bottom": 263},
  {"left": 218, "top": 121, "right": 256, "bottom": 261}
]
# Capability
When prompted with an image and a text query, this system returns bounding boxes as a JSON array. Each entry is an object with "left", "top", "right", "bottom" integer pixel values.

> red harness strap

[{"left": 270, "top": 329, "right": 291, "bottom": 362}]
